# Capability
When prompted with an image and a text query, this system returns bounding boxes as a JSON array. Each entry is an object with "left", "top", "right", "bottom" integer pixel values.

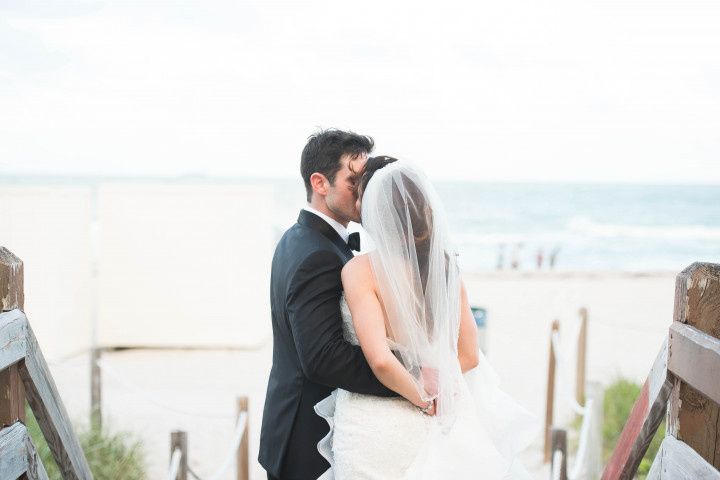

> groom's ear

[{"left": 309, "top": 172, "right": 329, "bottom": 197}]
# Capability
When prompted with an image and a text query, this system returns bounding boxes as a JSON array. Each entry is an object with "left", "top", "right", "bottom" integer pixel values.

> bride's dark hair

[
  {"left": 360, "top": 156, "right": 435, "bottom": 291},
  {"left": 360, "top": 156, "right": 432, "bottom": 248},
  {"left": 358, "top": 156, "right": 398, "bottom": 198}
]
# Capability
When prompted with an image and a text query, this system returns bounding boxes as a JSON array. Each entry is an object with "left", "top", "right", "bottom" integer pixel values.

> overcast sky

[{"left": 1, "top": 0, "right": 719, "bottom": 183}]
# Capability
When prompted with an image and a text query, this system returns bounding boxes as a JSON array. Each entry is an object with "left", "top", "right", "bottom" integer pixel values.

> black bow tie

[{"left": 347, "top": 232, "right": 361, "bottom": 252}]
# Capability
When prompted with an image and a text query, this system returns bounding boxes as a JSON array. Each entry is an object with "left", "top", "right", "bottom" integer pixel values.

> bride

[{"left": 315, "top": 157, "right": 540, "bottom": 479}]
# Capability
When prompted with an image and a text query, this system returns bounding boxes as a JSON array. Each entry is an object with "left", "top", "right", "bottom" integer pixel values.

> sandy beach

[{"left": 42, "top": 270, "right": 678, "bottom": 479}]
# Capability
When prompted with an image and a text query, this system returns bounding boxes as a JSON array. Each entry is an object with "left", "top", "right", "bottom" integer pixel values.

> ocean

[
  {"left": 2, "top": 176, "right": 718, "bottom": 273},
  {"left": 276, "top": 179, "right": 720, "bottom": 272}
]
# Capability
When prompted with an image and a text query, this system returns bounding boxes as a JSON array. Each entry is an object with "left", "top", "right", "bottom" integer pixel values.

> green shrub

[
  {"left": 25, "top": 405, "right": 147, "bottom": 480},
  {"left": 603, "top": 378, "right": 664, "bottom": 479}
]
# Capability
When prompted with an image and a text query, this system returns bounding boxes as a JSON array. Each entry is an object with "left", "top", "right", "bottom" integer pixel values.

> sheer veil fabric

[
  {"left": 361, "top": 160, "right": 463, "bottom": 429},
  {"left": 314, "top": 161, "right": 539, "bottom": 478},
  {"left": 358, "top": 160, "right": 541, "bottom": 477}
]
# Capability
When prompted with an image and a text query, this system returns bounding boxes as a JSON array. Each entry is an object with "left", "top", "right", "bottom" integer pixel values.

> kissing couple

[{"left": 259, "top": 129, "right": 539, "bottom": 480}]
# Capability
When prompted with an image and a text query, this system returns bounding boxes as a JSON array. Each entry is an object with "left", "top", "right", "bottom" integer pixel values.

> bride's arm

[
  {"left": 342, "top": 257, "right": 432, "bottom": 410},
  {"left": 458, "top": 280, "right": 480, "bottom": 373}
]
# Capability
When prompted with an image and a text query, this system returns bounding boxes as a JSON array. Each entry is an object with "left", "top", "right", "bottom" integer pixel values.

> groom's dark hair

[{"left": 301, "top": 129, "right": 374, "bottom": 202}]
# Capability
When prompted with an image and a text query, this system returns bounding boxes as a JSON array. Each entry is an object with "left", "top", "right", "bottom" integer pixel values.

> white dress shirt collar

[{"left": 303, "top": 205, "right": 349, "bottom": 243}]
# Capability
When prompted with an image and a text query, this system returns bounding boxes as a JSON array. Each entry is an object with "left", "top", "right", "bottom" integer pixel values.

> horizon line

[{"left": 1, "top": 172, "right": 719, "bottom": 188}]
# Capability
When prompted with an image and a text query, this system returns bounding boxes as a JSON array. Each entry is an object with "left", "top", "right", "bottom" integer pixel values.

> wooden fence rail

[
  {"left": 1, "top": 247, "right": 25, "bottom": 427},
  {"left": 545, "top": 319, "right": 560, "bottom": 462},
  {"left": 601, "top": 262, "right": 720, "bottom": 480},
  {"left": 0, "top": 247, "right": 92, "bottom": 480},
  {"left": 550, "top": 428, "right": 568, "bottom": 480},
  {"left": 237, "top": 396, "right": 249, "bottom": 480},
  {"left": 166, "top": 396, "right": 249, "bottom": 480},
  {"left": 0, "top": 421, "right": 49, "bottom": 479},
  {"left": 170, "top": 430, "right": 188, "bottom": 480},
  {"left": 545, "top": 308, "right": 590, "bottom": 467},
  {"left": 547, "top": 263, "right": 720, "bottom": 480}
]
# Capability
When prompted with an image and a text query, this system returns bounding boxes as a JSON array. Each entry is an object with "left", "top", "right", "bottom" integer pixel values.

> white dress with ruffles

[{"left": 314, "top": 296, "right": 540, "bottom": 480}]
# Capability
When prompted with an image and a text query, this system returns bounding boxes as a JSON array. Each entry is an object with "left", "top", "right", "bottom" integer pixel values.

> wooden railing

[
  {"left": 545, "top": 309, "right": 590, "bottom": 461},
  {"left": 545, "top": 308, "right": 599, "bottom": 476},
  {"left": 546, "top": 263, "right": 720, "bottom": 480},
  {"left": 0, "top": 247, "right": 92, "bottom": 479},
  {"left": 600, "top": 262, "right": 720, "bottom": 480},
  {"left": 167, "top": 396, "right": 250, "bottom": 480}
]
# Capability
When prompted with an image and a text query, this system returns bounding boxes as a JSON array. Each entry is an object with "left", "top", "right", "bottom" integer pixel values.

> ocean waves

[{"left": 566, "top": 216, "right": 720, "bottom": 240}]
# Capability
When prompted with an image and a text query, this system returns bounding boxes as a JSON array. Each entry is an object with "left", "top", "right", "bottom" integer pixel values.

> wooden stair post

[
  {"left": 544, "top": 319, "right": 559, "bottom": 463},
  {"left": 576, "top": 307, "right": 588, "bottom": 406},
  {"left": 551, "top": 428, "right": 568, "bottom": 480},
  {"left": 90, "top": 347, "right": 102, "bottom": 431},
  {"left": 237, "top": 396, "right": 249, "bottom": 480},
  {"left": 1, "top": 247, "right": 92, "bottom": 479},
  {"left": 668, "top": 263, "right": 720, "bottom": 469},
  {"left": 0, "top": 247, "right": 26, "bottom": 427},
  {"left": 601, "top": 262, "right": 720, "bottom": 480},
  {"left": 171, "top": 430, "right": 188, "bottom": 480}
]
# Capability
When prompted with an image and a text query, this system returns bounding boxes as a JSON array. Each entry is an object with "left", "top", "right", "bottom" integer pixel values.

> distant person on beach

[
  {"left": 511, "top": 242, "right": 523, "bottom": 270},
  {"left": 536, "top": 248, "right": 544, "bottom": 270},
  {"left": 549, "top": 246, "right": 560, "bottom": 270},
  {"left": 497, "top": 243, "right": 506, "bottom": 270}
]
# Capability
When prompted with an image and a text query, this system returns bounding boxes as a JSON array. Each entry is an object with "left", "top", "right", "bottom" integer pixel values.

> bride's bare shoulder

[{"left": 341, "top": 254, "right": 374, "bottom": 289}]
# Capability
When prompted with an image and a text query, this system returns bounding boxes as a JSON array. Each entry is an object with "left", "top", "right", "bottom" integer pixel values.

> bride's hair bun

[
  {"left": 358, "top": 155, "right": 398, "bottom": 199},
  {"left": 360, "top": 156, "right": 433, "bottom": 249}
]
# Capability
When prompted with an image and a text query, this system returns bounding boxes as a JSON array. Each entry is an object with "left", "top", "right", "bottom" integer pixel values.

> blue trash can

[{"left": 470, "top": 306, "right": 487, "bottom": 353}]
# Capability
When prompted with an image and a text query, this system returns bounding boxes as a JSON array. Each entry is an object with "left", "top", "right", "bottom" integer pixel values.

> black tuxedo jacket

[{"left": 258, "top": 210, "right": 395, "bottom": 480}]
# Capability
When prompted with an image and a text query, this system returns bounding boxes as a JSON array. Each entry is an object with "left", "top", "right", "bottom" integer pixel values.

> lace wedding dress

[
  {"left": 315, "top": 161, "right": 539, "bottom": 479},
  {"left": 314, "top": 296, "right": 539, "bottom": 480}
]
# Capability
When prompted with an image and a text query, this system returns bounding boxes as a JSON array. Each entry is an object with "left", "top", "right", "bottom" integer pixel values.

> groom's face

[{"left": 325, "top": 153, "right": 367, "bottom": 225}]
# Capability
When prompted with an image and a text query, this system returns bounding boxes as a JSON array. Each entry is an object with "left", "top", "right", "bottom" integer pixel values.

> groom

[{"left": 259, "top": 129, "right": 396, "bottom": 480}]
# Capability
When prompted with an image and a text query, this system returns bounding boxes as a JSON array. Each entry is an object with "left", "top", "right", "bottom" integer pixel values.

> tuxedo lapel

[{"left": 297, "top": 210, "right": 353, "bottom": 260}]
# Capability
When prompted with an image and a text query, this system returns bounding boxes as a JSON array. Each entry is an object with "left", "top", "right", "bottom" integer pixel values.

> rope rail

[
  {"left": 548, "top": 311, "right": 603, "bottom": 480},
  {"left": 168, "top": 448, "right": 182, "bottom": 480},
  {"left": 87, "top": 358, "right": 248, "bottom": 480},
  {"left": 96, "top": 358, "right": 234, "bottom": 420}
]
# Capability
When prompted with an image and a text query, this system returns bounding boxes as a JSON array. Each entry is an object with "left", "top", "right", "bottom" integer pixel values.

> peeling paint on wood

[
  {"left": 0, "top": 247, "right": 24, "bottom": 312},
  {"left": 0, "top": 421, "right": 49, "bottom": 480},
  {"left": 647, "top": 436, "right": 720, "bottom": 480},
  {"left": 1, "top": 247, "right": 26, "bottom": 426},
  {"left": 601, "top": 342, "right": 673, "bottom": 480}
]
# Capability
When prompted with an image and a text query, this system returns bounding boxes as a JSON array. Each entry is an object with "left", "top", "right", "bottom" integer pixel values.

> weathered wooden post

[
  {"left": 550, "top": 428, "right": 568, "bottom": 480},
  {"left": 576, "top": 307, "right": 588, "bottom": 406},
  {"left": 237, "top": 396, "right": 249, "bottom": 480},
  {"left": 171, "top": 430, "right": 188, "bottom": 480},
  {"left": 90, "top": 348, "right": 102, "bottom": 431},
  {"left": 0, "top": 247, "right": 26, "bottom": 426},
  {"left": 668, "top": 262, "right": 720, "bottom": 470},
  {"left": 545, "top": 319, "right": 560, "bottom": 463},
  {"left": 586, "top": 381, "right": 606, "bottom": 480}
]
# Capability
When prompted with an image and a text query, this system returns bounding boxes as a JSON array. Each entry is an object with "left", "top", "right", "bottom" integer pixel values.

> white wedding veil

[{"left": 361, "top": 160, "right": 462, "bottom": 428}]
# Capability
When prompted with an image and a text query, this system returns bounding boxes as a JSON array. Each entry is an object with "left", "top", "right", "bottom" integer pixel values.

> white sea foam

[
  {"left": 451, "top": 232, "right": 530, "bottom": 245},
  {"left": 566, "top": 216, "right": 720, "bottom": 240}
]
